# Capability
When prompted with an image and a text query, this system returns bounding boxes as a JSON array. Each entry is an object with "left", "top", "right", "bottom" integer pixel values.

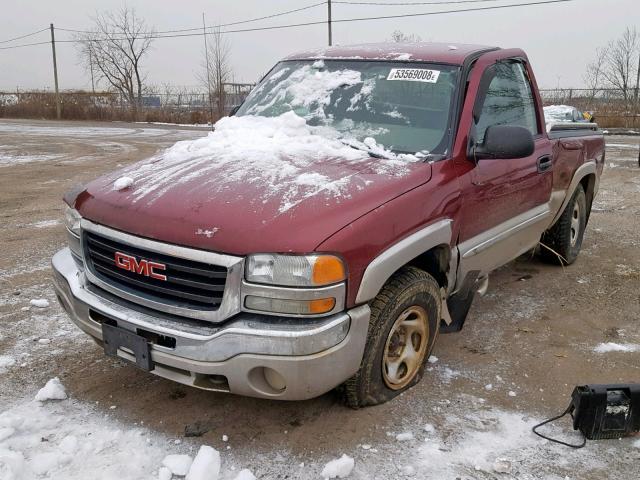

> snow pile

[
  {"left": 113, "top": 176, "right": 134, "bottom": 191},
  {"left": 29, "top": 298, "right": 49, "bottom": 308},
  {"left": 0, "top": 396, "right": 168, "bottom": 479},
  {"left": 594, "top": 342, "right": 640, "bottom": 353},
  {"left": 115, "top": 112, "right": 420, "bottom": 212},
  {"left": 233, "top": 469, "right": 257, "bottom": 480},
  {"left": 492, "top": 457, "right": 512, "bottom": 474},
  {"left": 1, "top": 379, "right": 235, "bottom": 480},
  {"left": 412, "top": 408, "right": 605, "bottom": 477},
  {"left": 393, "top": 52, "right": 412, "bottom": 60},
  {"left": 395, "top": 432, "right": 414, "bottom": 442},
  {"left": 185, "top": 445, "right": 221, "bottom": 480},
  {"left": 321, "top": 454, "right": 355, "bottom": 479},
  {"left": 162, "top": 454, "right": 192, "bottom": 476},
  {"left": 28, "top": 219, "right": 60, "bottom": 229},
  {"left": 34, "top": 377, "right": 67, "bottom": 402},
  {"left": 0, "top": 355, "right": 16, "bottom": 373},
  {"left": 0, "top": 153, "right": 64, "bottom": 167},
  {"left": 158, "top": 467, "right": 172, "bottom": 480},
  {"left": 423, "top": 423, "right": 435, "bottom": 434}
]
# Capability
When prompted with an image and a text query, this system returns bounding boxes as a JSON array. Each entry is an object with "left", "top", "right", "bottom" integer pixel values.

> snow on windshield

[
  {"left": 102, "top": 60, "right": 458, "bottom": 212},
  {"left": 246, "top": 62, "right": 363, "bottom": 121},
  {"left": 238, "top": 60, "right": 458, "bottom": 155},
  {"left": 108, "top": 111, "right": 421, "bottom": 213}
]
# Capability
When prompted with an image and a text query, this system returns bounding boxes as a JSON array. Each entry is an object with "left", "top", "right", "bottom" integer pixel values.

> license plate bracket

[{"left": 101, "top": 323, "right": 153, "bottom": 371}]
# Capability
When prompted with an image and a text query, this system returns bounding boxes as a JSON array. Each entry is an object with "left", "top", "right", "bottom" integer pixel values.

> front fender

[{"left": 315, "top": 168, "right": 460, "bottom": 307}]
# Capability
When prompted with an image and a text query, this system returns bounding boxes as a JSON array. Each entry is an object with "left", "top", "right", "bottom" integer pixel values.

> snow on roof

[{"left": 285, "top": 42, "right": 498, "bottom": 64}]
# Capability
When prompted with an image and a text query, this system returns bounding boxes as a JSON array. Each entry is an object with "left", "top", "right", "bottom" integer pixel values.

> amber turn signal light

[
  {"left": 308, "top": 297, "right": 336, "bottom": 314},
  {"left": 312, "top": 255, "right": 346, "bottom": 286}
]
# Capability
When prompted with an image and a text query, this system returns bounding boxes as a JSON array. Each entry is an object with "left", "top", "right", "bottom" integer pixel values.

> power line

[
  {"left": 0, "top": 27, "right": 49, "bottom": 44},
  {"left": 331, "top": 0, "right": 576, "bottom": 24},
  {"left": 334, "top": 0, "right": 506, "bottom": 5},
  {"left": 73, "top": 0, "right": 579, "bottom": 40},
  {"left": 0, "top": 0, "right": 577, "bottom": 50},
  {"left": 0, "top": 40, "right": 50, "bottom": 51},
  {"left": 55, "top": 1, "right": 326, "bottom": 37}
]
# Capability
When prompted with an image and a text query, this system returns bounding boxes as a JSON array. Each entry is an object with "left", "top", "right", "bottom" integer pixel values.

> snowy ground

[{"left": 1, "top": 120, "right": 639, "bottom": 479}]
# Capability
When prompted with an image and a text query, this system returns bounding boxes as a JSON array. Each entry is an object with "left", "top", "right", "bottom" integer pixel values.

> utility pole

[
  {"left": 89, "top": 49, "right": 96, "bottom": 95},
  {"left": 50, "top": 23, "right": 61, "bottom": 120},
  {"left": 202, "top": 13, "right": 215, "bottom": 130},
  {"left": 327, "top": 0, "right": 332, "bottom": 46}
]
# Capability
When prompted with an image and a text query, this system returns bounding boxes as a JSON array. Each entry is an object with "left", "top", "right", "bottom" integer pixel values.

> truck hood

[{"left": 71, "top": 113, "right": 432, "bottom": 255}]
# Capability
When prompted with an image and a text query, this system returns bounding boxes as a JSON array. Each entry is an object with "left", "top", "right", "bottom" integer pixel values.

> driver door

[{"left": 456, "top": 58, "right": 553, "bottom": 280}]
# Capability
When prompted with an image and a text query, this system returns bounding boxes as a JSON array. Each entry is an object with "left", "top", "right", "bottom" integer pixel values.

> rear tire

[
  {"left": 540, "top": 184, "right": 587, "bottom": 265},
  {"left": 342, "top": 267, "right": 440, "bottom": 408}
]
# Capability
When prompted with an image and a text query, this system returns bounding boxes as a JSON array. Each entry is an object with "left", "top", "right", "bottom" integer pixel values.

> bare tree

[
  {"left": 389, "top": 30, "right": 422, "bottom": 43},
  {"left": 76, "top": 7, "right": 154, "bottom": 115},
  {"left": 601, "top": 26, "right": 639, "bottom": 106},
  {"left": 583, "top": 47, "right": 607, "bottom": 109},
  {"left": 199, "top": 28, "right": 232, "bottom": 119},
  {"left": 586, "top": 26, "right": 640, "bottom": 126}
]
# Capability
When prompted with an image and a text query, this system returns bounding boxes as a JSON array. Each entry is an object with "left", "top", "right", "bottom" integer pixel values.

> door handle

[{"left": 537, "top": 155, "right": 553, "bottom": 173}]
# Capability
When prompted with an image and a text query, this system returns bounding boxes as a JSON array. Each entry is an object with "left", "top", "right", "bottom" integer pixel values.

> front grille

[{"left": 83, "top": 231, "right": 228, "bottom": 311}]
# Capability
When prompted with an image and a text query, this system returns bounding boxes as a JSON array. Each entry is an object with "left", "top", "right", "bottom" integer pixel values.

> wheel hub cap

[
  {"left": 382, "top": 305, "right": 429, "bottom": 390},
  {"left": 570, "top": 202, "right": 581, "bottom": 247}
]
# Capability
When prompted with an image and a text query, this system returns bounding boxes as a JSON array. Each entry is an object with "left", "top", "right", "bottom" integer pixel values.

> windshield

[{"left": 236, "top": 60, "right": 459, "bottom": 155}]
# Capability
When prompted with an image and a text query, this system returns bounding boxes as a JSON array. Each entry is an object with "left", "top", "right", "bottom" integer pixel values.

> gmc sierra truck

[{"left": 52, "top": 43, "right": 604, "bottom": 407}]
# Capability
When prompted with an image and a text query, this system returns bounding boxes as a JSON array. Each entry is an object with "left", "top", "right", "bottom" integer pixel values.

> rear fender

[{"left": 548, "top": 161, "right": 597, "bottom": 227}]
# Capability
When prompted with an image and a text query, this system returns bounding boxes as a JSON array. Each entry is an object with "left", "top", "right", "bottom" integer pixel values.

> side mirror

[{"left": 473, "top": 125, "right": 535, "bottom": 160}]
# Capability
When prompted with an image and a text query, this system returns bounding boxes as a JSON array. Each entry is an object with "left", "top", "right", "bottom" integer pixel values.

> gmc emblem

[{"left": 114, "top": 251, "right": 167, "bottom": 281}]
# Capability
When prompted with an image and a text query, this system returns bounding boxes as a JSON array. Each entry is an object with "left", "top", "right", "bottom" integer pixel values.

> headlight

[
  {"left": 64, "top": 206, "right": 82, "bottom": 236},
  {"left": 245, "top": 254, "right": 346, "bottom": 287}
]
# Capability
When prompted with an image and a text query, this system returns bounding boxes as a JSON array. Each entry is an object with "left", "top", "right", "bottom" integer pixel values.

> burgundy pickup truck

[{"left": 52, "top": 43, "right": 604, "bottom": 407}]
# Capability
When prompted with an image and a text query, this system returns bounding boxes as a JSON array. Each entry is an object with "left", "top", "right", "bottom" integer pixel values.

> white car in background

[
  {"left": 544, "top": 104, "right": 594, "bottom": 123},
  {"left": 544, "top": 105, "right": 597, "bottom": 133}
]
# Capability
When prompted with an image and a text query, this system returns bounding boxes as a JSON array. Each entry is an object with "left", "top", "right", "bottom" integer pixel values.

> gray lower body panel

[{"left": 52, "top": 248, "right": 370, "bottom": 400}]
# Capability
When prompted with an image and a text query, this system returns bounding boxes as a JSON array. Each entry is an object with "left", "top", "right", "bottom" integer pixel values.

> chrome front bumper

[{"left": 52, "top": 247, "right": 370, "bottom": 400}]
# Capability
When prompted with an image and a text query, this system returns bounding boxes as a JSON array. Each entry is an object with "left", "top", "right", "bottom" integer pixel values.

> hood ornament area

[{"left": 195, "top": 228, "right": 219, "bottom": 238}]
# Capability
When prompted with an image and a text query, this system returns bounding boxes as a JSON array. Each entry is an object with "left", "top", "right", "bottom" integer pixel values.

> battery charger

[{"left": 532, "top": 384, "right": 640, "bottom": 448}]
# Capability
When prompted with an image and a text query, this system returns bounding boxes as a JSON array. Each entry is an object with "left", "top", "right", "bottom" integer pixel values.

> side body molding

[{"left": 355, "top": 219, "right": 453, "bottom": 304}]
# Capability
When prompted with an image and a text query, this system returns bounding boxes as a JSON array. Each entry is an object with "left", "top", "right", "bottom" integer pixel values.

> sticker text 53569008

[{"left": 387, "top": 68, "right": 440, "bottom": 83}]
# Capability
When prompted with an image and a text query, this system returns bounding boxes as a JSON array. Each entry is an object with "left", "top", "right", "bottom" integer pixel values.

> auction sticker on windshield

[{"left": 387, "top": 68, "right": 440, "bottom": 83}]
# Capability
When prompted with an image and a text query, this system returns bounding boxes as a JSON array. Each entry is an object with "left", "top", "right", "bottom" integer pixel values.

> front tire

[
  {"left": 541, "top": 184, "right": 587, "bottom": 265},
  {"left": 342, "top": 267, "right": 440, "bottom": 408}
]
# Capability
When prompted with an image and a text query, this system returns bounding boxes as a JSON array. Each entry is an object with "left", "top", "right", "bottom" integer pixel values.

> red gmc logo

[{"left": 114, "top": 252, "right": 167, "bottom": 281}]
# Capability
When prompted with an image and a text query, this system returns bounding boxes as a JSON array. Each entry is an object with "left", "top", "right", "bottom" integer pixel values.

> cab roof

[{"left": 284, "top": 42, "right": 499, "bottom": 65}]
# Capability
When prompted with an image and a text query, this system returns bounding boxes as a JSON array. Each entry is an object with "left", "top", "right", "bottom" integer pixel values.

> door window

[{"left": 475, "top": 62, "right": 538, "bottom": 142}]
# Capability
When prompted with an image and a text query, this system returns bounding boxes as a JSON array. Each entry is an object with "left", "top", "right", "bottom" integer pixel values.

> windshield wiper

[{"left": 338, "top": 139, "right": 392, "bottom": 159}]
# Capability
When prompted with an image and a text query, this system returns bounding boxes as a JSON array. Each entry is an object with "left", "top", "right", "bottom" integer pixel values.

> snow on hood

[
  {"left": 76, "top": 111, "right": 431, "bottom": 254},
  {"left": 99, "top": 111, "right": 421, "bottom": 214}
]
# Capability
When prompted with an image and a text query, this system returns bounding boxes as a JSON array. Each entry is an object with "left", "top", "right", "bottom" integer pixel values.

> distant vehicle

[
  {"left": 141, "top": 95, "right": 161, "bottom": 108},
  {"left": 544, "top": 105, "right": 595, "bottom": 125},
  {"left": 53, "top": 43, "right": 605, "bottom": 407}
]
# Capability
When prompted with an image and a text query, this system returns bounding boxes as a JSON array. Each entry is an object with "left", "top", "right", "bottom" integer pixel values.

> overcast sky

[{"left": 0, "top": 0, "right": 637, "bottom": 92}]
